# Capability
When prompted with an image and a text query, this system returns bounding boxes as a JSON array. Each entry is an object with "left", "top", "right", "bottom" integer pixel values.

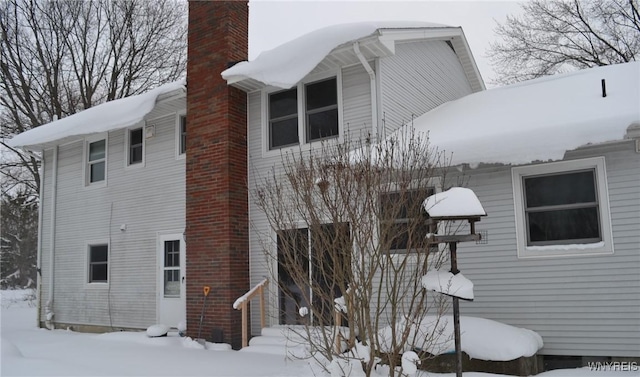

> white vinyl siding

[
  {"left": 38, "top": 95, "right": 186, "bottom": 329},
  {"left": 452, "top": 142, "right": 640, "bottom": 358},
  {"left": 248, "top": 63, "right": 372, "bottom": 334},
  {"left": 379, "top": 40, "right": 473, "bottom": 135}
]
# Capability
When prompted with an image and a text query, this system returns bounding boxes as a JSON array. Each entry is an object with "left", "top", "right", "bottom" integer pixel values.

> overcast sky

[{"left": 248, "top": 0, "right": 524, "bottom": 87}]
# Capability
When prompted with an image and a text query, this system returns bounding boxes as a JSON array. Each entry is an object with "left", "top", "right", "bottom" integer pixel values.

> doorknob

[{"left": 182, "top": 276, "right": 185, "bottom": 283}]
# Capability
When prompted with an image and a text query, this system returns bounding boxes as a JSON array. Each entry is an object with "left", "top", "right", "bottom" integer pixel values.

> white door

[{"left": 158, "top": 233, "right": 186, "bottom": 328}]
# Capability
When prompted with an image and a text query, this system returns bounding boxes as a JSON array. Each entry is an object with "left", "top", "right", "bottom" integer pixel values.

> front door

[{"left": 158, "top": 233, "right": 186, "bottom": 328}]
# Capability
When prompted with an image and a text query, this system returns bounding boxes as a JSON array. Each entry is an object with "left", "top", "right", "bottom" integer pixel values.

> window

[
  {"left": 267, "top": 76, "right": 340, "bottom": 150},
  {"left": 88, "top": 244, "right": 108, "bottom": 283},
  {"left": 512, "top": 157, "right": 614, "bottom": 258},
  {"left": 87, "top": 139, "right": 106, "bottom": 184},
  {"left": 269, "top": 88, "right": 299, "bottom": 149},
  {"left": 380, "top": 188, "right": 435, "bottom": 253},
  {"left": 178, "top": 115, "right": 187, "bottom": 155},
  {"left": 305, "top": 78, "right": 338, "bottom": 142},
  {"left": 163, "top": 240, "right": 180, "bottom": 297},
  {"left": 128, "top": 128, "right": 143, "bottom": 165}
]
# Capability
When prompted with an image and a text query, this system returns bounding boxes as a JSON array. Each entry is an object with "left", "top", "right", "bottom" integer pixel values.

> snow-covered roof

[
  {"left": 222, "top": 22, "right": 484, "bottom": 92},
  {"left": 7, "top": 80, "right": 186, "bottom": 151},
  {"left": 413, "top": 61, "right": 640, "bottom": 166},
  {"left": 423, "top": 187, "right": 486, "bottom": 218}
]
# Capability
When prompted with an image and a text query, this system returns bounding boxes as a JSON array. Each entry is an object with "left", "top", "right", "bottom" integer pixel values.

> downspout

[
  {"left": 46, "top": 145, "right": 58, "bottom": 330},
  {"left": 353, "top": 42, "right": 379, "bottom": 140},
  {"left": 34, "top": 150, "right": 44, "bottom": 328}
]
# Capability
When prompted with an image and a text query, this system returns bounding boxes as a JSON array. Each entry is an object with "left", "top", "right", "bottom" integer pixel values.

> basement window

[{"left": 512, "top": 157, "right": 614, "bottom": 258}]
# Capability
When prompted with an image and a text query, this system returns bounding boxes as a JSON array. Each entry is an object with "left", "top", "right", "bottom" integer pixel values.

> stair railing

[{"left": 233, "top": 278, "right": 268, "bottom": 348}]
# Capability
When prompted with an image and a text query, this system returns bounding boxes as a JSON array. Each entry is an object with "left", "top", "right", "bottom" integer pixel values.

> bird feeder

[{"left": 422, "top": 187, "right": 487, "bottom": 377}]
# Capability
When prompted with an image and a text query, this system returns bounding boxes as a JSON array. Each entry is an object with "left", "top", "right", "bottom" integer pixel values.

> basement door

[{"left": 158, "top": 233, "right": 186, "bottom": 328}]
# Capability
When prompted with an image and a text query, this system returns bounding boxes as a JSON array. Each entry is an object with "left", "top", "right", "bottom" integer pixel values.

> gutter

[{"left": 353, "top": 42, "right": 379, "bottom": 140}]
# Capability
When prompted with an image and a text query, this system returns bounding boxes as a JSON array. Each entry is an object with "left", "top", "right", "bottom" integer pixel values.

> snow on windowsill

[{"left": 526, "top": 241, "right": 605, "bottom": 251}]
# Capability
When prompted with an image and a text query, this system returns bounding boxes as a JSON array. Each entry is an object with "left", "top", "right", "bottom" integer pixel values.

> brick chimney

[{"left": 185, "top": 1, "right": 249, "bottom": 349}]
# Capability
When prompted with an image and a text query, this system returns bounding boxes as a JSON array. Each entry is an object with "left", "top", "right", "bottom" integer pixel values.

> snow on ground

[
  {"left": 1, "top": 290, "right": 636, "bottom": 377},
  {"left": 378, "top": 315, "right": 543, "bottom": 361}
]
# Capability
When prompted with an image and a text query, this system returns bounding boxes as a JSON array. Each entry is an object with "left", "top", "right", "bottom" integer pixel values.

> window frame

[
  {"left": 125, "top": 126, "right": 145, "bottom": 167},
  {"left": 512, "top": 157, "right": 614, "bottom": 258},
  {"left": 83, "top": 134, "right": 108, "bottom": 188},
  {"left": 86, "top": 241, "right": 109, "bottom": 285},
  {"left": 176, "top": 112, "right": 186, "bottom": 159},
  {"left": 379, "top": 187, "right": 437, "bottom": 255},
  {"left": 262, "top": 70, "right": 343, "bottom": 157}
]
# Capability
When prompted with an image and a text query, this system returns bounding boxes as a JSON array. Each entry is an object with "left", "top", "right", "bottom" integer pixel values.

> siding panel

[
  {"left": 454, "top": 146, "right": 640, "bottom": 357},
  {"left": 39, "top": 96, "right": 186, "bottom": 329}
]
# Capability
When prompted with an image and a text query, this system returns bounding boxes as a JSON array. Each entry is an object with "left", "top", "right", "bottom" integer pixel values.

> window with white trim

[
  {"left": 267, "top": 76, "right": 340, "bottom": 150},
  {"left": 87, "top": 139, "right": 106, "bottom": 184},
  {"left": 88, "top": 244, "right": 108, "bottom": 283},
  {"left": 512, "top": 157, "right": 614, "bottom": 257},
  {"left": 127, "top": 128, "right": 144, "bottom": 165},
  {"left": 379, "top": 188, "right": 435, "bottom": 254},
  {"left": 178, "top": 115, "right": 187, "bottom": 155}
]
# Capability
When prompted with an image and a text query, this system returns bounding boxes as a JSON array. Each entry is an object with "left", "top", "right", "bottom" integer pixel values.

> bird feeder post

[
  {"left": 422, "top": 187, "right": 487, "bottom": 377},
  {"left": 449, "top": 241, "right": 462, "bottom": 377}
]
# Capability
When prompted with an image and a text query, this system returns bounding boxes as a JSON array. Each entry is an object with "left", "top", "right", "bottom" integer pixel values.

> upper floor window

[
  {"left": 179, "top": 115, "right": 187, "bottom": 155},
  {"left": 269, "top": 88, "right": 299, "bottom": 149},
  {"left": 128, "top": 128, "right": 144, "bottom": 165},
  {"left": 268, "top": 76, "right": 340, "bottom": 150},
  {"left": 87, "top": 139, "right": 106, "bottom": 184},
  {"left": 305, "top": 78, "right": 338, "bottom": 143},
  {"left": 512, "top": 157, "right": 614, "bottom": 258}
]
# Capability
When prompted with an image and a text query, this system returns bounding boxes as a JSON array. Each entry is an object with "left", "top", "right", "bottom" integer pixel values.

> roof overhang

[{"left": 227, "top": 27, "right": 485, "bottom": 93}]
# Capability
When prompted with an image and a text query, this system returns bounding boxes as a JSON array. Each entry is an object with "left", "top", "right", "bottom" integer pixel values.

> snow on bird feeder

[{"left": 422, "top": 187, "right": 486, "bottom": 377}]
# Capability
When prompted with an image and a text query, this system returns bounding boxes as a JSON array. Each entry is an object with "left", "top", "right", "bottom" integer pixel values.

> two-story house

[{"left": 7, "top": 1, "right": 483, "bottom": 349}]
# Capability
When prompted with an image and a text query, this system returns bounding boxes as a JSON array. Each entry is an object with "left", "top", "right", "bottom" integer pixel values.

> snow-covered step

[
  {"left": 260, "top": 325, "right": 353, "bottom": 340},
  {"left": 239, "top": 344, "right": 307, "bottom": 358},
  {"left": 249, "top": 334, "right": 307, "bottom": 347}
]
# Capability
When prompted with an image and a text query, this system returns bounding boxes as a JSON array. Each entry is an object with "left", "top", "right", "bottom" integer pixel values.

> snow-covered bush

[{"left": 254, "top": 129, "right": 454, "bottom": 377}]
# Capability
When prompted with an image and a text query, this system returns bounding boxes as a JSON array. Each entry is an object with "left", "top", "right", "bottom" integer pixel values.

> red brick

[{"left": 185, "top": 0, "right": 249, "bottom": 350}]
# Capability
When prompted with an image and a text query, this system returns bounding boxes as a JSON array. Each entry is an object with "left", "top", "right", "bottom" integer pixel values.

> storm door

[
  {"left": 158, "top": 233, "right": 186, "bottom": 327},
  {"left": 277, "top": 223, "right": 351, "bottom": 325}
]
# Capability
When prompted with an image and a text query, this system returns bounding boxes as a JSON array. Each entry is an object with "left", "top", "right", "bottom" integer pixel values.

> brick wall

[{"left": 185, "top": 0, "right": 249, "bottom": 350}]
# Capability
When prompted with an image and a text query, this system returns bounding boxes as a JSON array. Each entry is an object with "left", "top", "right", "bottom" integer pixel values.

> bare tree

[
  {"left": 0, "top": 0, "right": 187, "bottom": 289},
  {"left": 1, "top": 166, "right": 38, "bottom": 289},
  {"left": 254, "top": 130, "right": 457, "bottom": 377},
  {"left": 0, "top": 0, "right": 187, "bottom": 191},
  {"left": 489, "top": 0, "right": 640, "bottom": 84}
]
